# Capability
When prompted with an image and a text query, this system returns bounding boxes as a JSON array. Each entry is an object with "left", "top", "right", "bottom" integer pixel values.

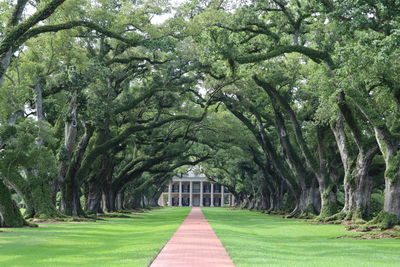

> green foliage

[
  {"left": 0, "top": 0, "right": 398, "bottom": 223},
  {"left": 370, "top": 192, "right": 384, "bottom": 218},
  {"left": 369, "top": 211, "right": 400, "bottom": 230}
]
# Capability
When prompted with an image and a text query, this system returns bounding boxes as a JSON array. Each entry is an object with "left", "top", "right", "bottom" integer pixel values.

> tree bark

[
  {"left": 270, "top": 99, "right": 319, "bottom": 216},
  {"left": 0, "top": 180, "right": 28, "bottom": 227},
  {"left": 254, "top": 76, "right": 337, "bottom": 217},
  {"left": 336, "top": 93, "right": 380, "bottom": 220},
  {"left": 60, "top": 123, "right": 94, "bottom": 216}
]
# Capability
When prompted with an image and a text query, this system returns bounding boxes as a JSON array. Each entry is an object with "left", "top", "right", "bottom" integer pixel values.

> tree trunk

[
  {"left": 0, "top": 48, "right": 13, "bottom": 87},
  {"left": 270, "top": 101, "right": 319, "bottom": 216},
  {"left": 352, "top": 99, "right": 400, "bottom": 227},
  {"left": 336, "top": 95, "right": 380, "bottom": 220},
  {"left": 115, "top": 191, "right": 124, "bottom": 210},
  {"left": 254, "top": 76, "right": 336, "bottom": 217},
  {"left": 102, "top": 186, "right": 116, "bottom": 212},
  {"left": 342, "top": 147, "right": 378, "bottom": 220},
  {"left": 61, "top": 179, "right": 84, "bottom": 217},
  {"left": 381, "top": 140, "right": 400, "bottom": 219},
  {"left": 298, "top": 180, "right": 320, "bottom": 216},
  {"left": 60, "top": 124, "right": 93, "bottom": 216},
  {"left": 3, "top": 171, "right": 60, "bottom": 219},
  {"left": 86, "top": 179, "right": 103, "bottom": 215},
  {"left": 24, "top": 176, "right": 61, "bottom": 219},
  {"left": 383, "top": 177, "right": 400, "bottom": 218},
  {"left": 59, "top": 93, "right": 78, "bottom": 214},
  {"left": 0, "top": 180, "right": 28, "bottom": 227},
  {"left": 86, "top": 153, "right": 111, "bottom": 214}
]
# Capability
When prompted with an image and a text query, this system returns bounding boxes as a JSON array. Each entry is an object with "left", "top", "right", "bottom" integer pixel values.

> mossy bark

[
  {"left": 336, "top": 93, "right": 380, "bottom": 221},
  {"left": 23, "top": 177, "right": 62, "bottom": 219},
  {"left": 86, "top": 153, "right": 112, "bottom": 214},
  {"left": 86, "top": 179, "right": 103, "bottom": 214},
  {"left": 317, "top": 186, "right": 338, "bottom": 219},
  {"left": 3, "top": 171, "right": 61, "bottom": 219},
  {"left": 352, "top": 97, "right": 400, "bottom": 222},
  {"left": 383, "top": 176, "right": 400, "bottom": 219},
  {"left": 270, "top": 98, "right": 320, "bottom": 216},
  {"left": 368, "top": 211, "right": 400, "bottom": 229},
  {"left": 0, "top": 180, "right": 28, "bottom": 227},
  {"left": 60, "top": 124, "right": 94, "bottom": 217},
  {"left": 254, "top": 77, "right": 337, "bottom": 218},
  {"left": 61, "top": 178, "right": 85, "bottom": 217},
  {"left": 297, "top": 181, "right": 320, "bottom": 218},
  {"left": 374, "top": 128, "right": 400, "bottom": 220},
  {"left": 102, "top": 182, "right": 117, "bottom": 212}
]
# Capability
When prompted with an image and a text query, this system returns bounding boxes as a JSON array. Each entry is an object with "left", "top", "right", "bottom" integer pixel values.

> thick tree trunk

[
  {"left": 57, "top": 118, "right": 77, "bottom": 178},
  {"left": 335, "top": 96, "right": 381, "bottom": 220},
  {"left": 102, "top": 186, "right": 116, "bottom": 212},
  {"left": 0, "top": 180, "right": 28, "bottom": 227},
  {"left": 341, "top": 147, "right": 378, "bottom": 220},
  {"left": 298, "top": 180, "right": 320, "bottom": 215},
  {"left": 115, "top": 191, "right": 125, "bottom": 210},
  {"left": 379, "top": 137, "right": 400, "bottom": 220},
  {"left": 271, "top": 102, "right": 319, "bottom": 216},
  {"left": 86, "top": 153, "right": 111, "bottom": 214},
  {"left": 254, "top": 77, "right": 337, "bottom": 217},
  {"left": 383, "top": 177, "right": 400, "bottom": 218},
  {"left": 59, "top": 93, "right": 78, "bottom": 214},
  {"left": 3, "top": 171, "right": 60, "bottom": 219},
  {"left": 60, "top": 124, "right": 93, "bottom": 216},
  {"left": 351, "top": 98, "right": 400, "bottom": 226},
  {"left": 366, "top": 131, "right": 400, "bottom": 228},
  {"left": 259, "top": 194, "right": 269, "bottom": 210},
  {"left": 61, "top": 179, "right": 84, "bottom": 217},
  {"left": 23, "top": 177, "right": 61, "bottom": 219},
  {"left": 86, "top": 179, "right": 103, "bottom": 215}
]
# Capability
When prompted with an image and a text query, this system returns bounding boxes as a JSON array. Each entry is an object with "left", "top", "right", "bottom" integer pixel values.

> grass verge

[
  {"left": 0, "top": 207, "right": 190, "bottom": 267},
  {"left": 203, "top": 208, "right": 400, "bottom": 267}
]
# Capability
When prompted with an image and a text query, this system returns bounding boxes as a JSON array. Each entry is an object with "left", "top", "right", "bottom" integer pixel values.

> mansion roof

[{"left": 172, "top": 172, "right": 207, "bottom": 182}]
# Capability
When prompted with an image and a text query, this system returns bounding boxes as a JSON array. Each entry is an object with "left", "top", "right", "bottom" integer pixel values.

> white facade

[{"left": 159, "top": 173, "right": 235, "bottom": 207}]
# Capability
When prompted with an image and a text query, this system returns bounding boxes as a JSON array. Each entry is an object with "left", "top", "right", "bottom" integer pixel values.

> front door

[{"left": 193, "top": 196, "right": 200, "bottom": 206}]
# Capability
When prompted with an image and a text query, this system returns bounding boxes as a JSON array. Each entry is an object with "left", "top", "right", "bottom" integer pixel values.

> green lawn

[
  {"left": 0, "top": 207, "right": 190, "bottom": 267},
  {"left": 203, "top": 208, "right": 400, "bottom": 267}
]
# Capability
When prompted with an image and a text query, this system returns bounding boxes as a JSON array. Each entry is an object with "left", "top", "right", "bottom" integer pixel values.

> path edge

[
  {"left": 201, "top": 207, "right": 237, "bottom": 266},
  {"left": 147, "top": 207, "right": 193, "bottom": 267}
]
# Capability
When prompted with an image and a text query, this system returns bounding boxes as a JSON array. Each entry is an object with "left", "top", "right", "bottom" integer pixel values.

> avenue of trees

[{"left": 0, "top": 0, "right": 399, "bottom": 230}]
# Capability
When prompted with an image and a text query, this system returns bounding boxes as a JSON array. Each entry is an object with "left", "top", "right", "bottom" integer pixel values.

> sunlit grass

[
  {"left": 0, "top": 207, "right": 190, "bottom": 267},
  {"left": 203, "top": 208, "right": 400, "bottom": 267}
]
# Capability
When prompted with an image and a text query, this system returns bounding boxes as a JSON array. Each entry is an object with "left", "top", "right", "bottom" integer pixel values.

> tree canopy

[{"left": 0, "top": 0, "right": 399, "bottom": 230}]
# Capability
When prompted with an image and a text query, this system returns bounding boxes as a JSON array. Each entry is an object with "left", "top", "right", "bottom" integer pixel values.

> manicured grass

[
  {"left": 203, "top": 208, "right": 400, "bottom": 267},
  {"left": 0, "top": 207, "right": 190, "bottom": 267}
]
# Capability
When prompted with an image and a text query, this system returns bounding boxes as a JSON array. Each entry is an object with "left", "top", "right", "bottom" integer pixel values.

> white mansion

[{"left": 159, "top": 172, "right": 235, "bottom": 207}]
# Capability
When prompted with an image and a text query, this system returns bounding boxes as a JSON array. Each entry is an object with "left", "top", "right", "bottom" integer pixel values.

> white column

[
  {"left": 232, "top": 194, "right": 235, "bottom": 206},
  {"left": 200, "top": 181, "right": 203, "bottom": 207},
  {"left": 179, "top": 181, "right": 182, "bottom": 206},
  {"left": 221, "top": 185, "right": 224, "bottom": 207},
  {"left": 168, "top": 182, "right": 172, "bottom": 207},
  {"left": 210, "top": 183, "right": 214, "bottom": 207},
  {"left": 189, "top": 181, "right": 193, "bottom": 207}
]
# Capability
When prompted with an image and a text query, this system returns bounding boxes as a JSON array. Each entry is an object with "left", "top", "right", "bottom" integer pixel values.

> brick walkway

[{"left": 150, "top": 207, "right": 235, "bottom": 267}]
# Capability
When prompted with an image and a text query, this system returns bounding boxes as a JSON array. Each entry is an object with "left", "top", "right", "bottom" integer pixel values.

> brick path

[{"left": 150, "top": 207, "right": 235, "bottom": 267}]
